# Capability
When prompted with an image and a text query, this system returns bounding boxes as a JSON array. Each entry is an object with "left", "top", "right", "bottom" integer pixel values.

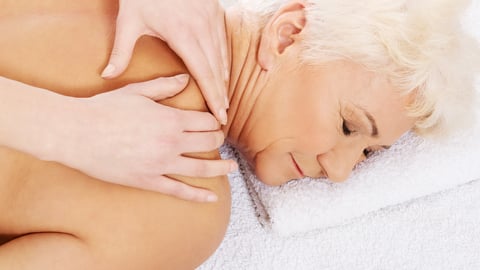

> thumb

[
  {"left": 128, "top": 74, "right": 190, "bottom": 101},
  {"left": 101, "top": 18, "right": 141, "bottom": 79},
  {"left": 143, "top": 175, "right": 219, "bottom": 203}
]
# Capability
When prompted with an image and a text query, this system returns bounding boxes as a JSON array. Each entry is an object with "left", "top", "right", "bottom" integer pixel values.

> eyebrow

[
  {"left": 358, "top": 107, "right": 379, "bottom": 138},
  {"left": 358, "top": 107, "right": 392, "bottom": 150}
]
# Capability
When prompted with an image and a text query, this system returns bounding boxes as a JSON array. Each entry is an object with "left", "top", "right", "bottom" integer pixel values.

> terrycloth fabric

[
  {"left": 199, "top": 169, "right": 480, "bottom": 269},
  {"left": 199, "top": 0, "right": 480, "bottom": 269},
  {"left": 240, "top": 123, "right": 480, "bottom": 235},
  {"left": 219, "top": 0, "right": 480, "bottom": 236},
  {"left": 203, "top": 136, "right": 480, "bottom": 268}
]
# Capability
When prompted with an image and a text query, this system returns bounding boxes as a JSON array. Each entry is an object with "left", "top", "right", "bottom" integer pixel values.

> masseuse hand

[
  {"left": 97, "top": 0, "right": 231, "bottom": 202},
  {"left": 102, "top": 0, "right": 229, "bottom": 124},
  {"left": 66, "top": 75, "right": 235, "bottom": 202}
]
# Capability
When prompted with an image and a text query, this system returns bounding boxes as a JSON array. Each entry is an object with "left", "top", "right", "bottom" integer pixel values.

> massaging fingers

[
  {"left": 205, "top": 1, "right": 229, "bottom": 100},
  {"left": 196, "top": 0, "right": 228, "bottom": 107},
  {"left": 168, "top": 156, "right": 236, "bottom": 178},
  {"left": 102, "top": 16, "right": 143, "bottom": 79},
  {"left": 169, "top": 30, "right": 227, "bottom": 125},
  {"left": 180, "top": 130, "right": 225, "bottom": 154},
  {"left": 140, "top": 175, "right": 218, "bottom": 202},
  {"left": 121, "top": 75, "right": 190, "bottom": 100},
  {"left": 179, "top": 110, "right": 221, "bottom": 132},
  {"left": 201, "top": 16, "right": 229, "bottom": 111},
  {"left": 217, "top": 5, "right": 230, "bottom": 90}
]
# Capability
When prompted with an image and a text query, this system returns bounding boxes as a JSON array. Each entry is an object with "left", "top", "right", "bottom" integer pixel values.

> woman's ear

[{"left": 258, "top": 1, "right": 307, "bottom": 70}]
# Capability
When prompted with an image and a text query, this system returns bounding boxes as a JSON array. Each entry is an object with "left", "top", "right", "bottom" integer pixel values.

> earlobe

[{"left": 258, "top": 2, "right": 307, "bottom": 71}]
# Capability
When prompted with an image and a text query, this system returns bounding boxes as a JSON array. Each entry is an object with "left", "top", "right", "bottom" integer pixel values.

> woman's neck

[{"left": 223, "top": 7, "right": 267, "bottom": 149}]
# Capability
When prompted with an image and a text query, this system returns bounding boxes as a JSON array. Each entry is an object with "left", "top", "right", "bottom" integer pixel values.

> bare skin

[
  {"left": 223, "top": 3, "right": 416, "bottom": 185},
  {"left": 0, "top": 0, "right": 418, "bottom": 268},
  {"left": 0, "top": 0, "right": 230, "bottom": 269}
]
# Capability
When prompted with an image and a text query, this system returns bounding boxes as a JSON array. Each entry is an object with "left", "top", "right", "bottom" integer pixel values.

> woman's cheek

[{"left": 254, "top": 147, "right": 295, "bottom": 186}]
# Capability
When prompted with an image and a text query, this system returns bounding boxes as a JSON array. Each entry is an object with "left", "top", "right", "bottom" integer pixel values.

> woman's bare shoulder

[
  {"left": 0, "top": 3, "right": 230, "bottom": 268},
  {"left": 0, "top": 144, "right": 230, "bottom": 269},
  {"left": 0, "top": 0, "right": 223, "bottom": 183}
]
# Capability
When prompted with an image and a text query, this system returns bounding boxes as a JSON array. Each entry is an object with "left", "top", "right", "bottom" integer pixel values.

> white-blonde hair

[{"left": 238, "top": 0, "right": 480, "bottom": 136}]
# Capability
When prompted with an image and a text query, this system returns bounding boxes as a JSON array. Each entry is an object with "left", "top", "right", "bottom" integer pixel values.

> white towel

[
  {"left": 208, "top": 143, "right": 480, "bottom": 268},
  {"left": 235, "top": 118, "right": 480, "bottom": 235},
  {"left": 200, "top": 170, "right": 480, "bottom": 269},
  {"left": 200, "top": 1, "right": 480, "bottom": 268},
  {"left": 217, "top": 0, "right": 480, "bottom": 237}
]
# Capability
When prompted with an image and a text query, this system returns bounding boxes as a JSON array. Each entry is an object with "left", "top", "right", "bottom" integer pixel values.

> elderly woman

[{"left": 0, "top": 0, "right": 477, "bottom": 269}]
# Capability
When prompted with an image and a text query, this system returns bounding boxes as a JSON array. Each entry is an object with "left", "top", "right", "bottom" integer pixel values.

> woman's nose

[{"left": 317, "top": 148, "right": 363, "bottom": 182}]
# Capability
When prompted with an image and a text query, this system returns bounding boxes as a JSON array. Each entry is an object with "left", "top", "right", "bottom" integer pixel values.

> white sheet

[
  {"left": 197, "top": 0, "right": 480, "bottom": 269},
  {"left": 223, "top": 0, "right": 480, "bottom": 236},
  {"left": 245, "top": 123, "right": 480, "bottom": 235},
  {"left": 199, "top": 167, "right": 480, "bottom": 269}
]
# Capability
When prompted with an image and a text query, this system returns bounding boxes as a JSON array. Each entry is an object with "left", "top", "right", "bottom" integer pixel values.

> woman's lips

[{"left": 290, "top": 153, "right": 304, "bottom": 178}]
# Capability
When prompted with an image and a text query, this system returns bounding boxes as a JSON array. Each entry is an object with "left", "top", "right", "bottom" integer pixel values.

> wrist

[
  {"left": 0, "top": 78, "right": 77, "bottom": 162},
  {"left": 40, "top": 95, "right": 91, "bottom": 167}
]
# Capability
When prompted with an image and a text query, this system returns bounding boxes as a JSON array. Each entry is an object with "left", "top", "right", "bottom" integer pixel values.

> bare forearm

[{"left": 0, "top": 76, "right": 80, "bottom": 162}]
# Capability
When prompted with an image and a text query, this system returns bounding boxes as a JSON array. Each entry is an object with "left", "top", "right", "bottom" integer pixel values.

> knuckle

[
  {"left": 215, "top": 161, "right": 230, "bottom": 175},
  {"left": 213, "top": 132, "right": 225, "bottom": 147},
  {"left": 176, "top": 29, "right": 192, "bottom": 43},
  {"left": 193, "top": 162, "right": 208, "bottom": 177},
  {"left": 206, "top": 135, "right": 219, "bottom": 149},
  {"left": 160, "top": 134, "right": 181, "bottom": 151},
  {"left": 169, "top": 110, "right": 182, "bottom": 123},
  {"left": 200, "top": 114, "right": 219, "bottom": 130},
  {"left": 109, "top": 49, "right": 123, "bottom": 58},
  {"left": 123, "top": 82, "right": 136, "bottom": 91},
  {"left": 149, "top": 149, "right": 167, "bottom": 165},
  {"left": 182, "top": 189, "right": 198, "bottom": 201},
  {"left": 170, "top": 183, "right": 187, "bottom": 196},
  {"left": 109, "top": 47, "right": 130, "bottom": 61},
  {"left": 210, "top": 117, "right": 221, "bottom": 130},
  {"left": 205, "top": 68, "right": 216, "bottom": 78},
  {"left": 201, "top": 134, "right": 219, "bottom": 150},
  {"left": 136, "top": 175, "right": 155, "bottom": 190}
]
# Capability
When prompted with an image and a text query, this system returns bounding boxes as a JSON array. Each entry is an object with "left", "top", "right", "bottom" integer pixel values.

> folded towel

[
  {"left": 218, "top": 0, "right": 480, "bottom": 236},
  {"left": 200, "top": 172, "right": 480, "bottom": 269},
  {"left": 236, "top": 116, "right": 480, "bottom": 235},
  {"left": 222, "top": 91, "right": 480, "bottom": 236},
  {"left": 221, "top": 0, "right": 480, "bottom": 236}
]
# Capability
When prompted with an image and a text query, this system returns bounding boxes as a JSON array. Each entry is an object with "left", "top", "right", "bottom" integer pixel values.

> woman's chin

[{"left": 253, "top": 167, "right": 294, "bottom": 187}]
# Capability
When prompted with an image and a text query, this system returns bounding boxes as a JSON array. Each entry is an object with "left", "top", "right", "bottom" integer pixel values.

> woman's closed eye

[
  {"left": 342, "top": 119, "right": 375, "bottom": 158},
  {"left": 342, "top": 119, "right": 355, "bottom": 136}
]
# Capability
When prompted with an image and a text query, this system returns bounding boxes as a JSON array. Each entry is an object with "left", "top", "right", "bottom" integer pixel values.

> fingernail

[
  {"left": 101, "top": 64, "right": 116, "bottom": 78},
  {"left": 175, "top": 74, "right": 189, "bottom": 84},
  {"left": 207, "top": 194, "right": 218, "bottom": 202},
  {"left": 230, "top": 162, "right": 238, "bottom": 173},
  {"left": 218, "top": 109, "right": 228, "bottom": 125}
]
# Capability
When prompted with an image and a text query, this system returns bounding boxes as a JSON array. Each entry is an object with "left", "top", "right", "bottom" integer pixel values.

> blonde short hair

[{"left": 239, "top": 0, "right": 480, "bottom": 136}]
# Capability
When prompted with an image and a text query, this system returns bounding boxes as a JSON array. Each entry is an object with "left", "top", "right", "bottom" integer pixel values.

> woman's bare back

[{"left": 0, "top": 0, "right": 230, "bottom": 269}]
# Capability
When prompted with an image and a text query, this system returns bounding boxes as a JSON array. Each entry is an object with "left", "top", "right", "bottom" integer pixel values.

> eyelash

[
  {"left": 342, "top": 119, "right": 354, "bottom": 136},
  {"left": 342, "top": 119, "right": 373, "bottom": 158}
]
